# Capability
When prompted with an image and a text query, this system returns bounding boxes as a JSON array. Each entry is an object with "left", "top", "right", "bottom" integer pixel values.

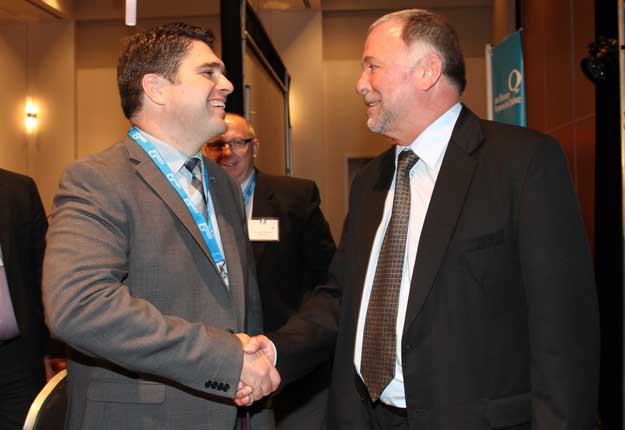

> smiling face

[
  {"left": 204, "top": 114, "right": 258, "bottom": 184},
  {"left": 162, "top": 40, "right": 234, "bottom": 146},
  {"left": 356, "top": 21, "right": 424, "bottom": 144}
]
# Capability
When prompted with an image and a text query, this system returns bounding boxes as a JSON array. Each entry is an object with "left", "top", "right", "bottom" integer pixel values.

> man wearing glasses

[{"left": 205, "top": 113, "right": 336, "bottom": 430}]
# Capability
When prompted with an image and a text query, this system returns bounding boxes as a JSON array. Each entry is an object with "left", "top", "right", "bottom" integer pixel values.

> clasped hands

[{"left": 234, "top": 333, "right": 280, "bottom": 407}]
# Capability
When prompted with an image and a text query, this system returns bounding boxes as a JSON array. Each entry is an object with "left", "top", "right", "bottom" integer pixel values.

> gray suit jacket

[{"left": 43, "top": 137, "right": 270, "bottom": 430}]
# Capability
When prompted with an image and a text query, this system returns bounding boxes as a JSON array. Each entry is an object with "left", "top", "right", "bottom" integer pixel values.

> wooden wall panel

[
  {"left": 576, "top": 116, "right": 595, "bottom": 254},
  {"left": 522, "top": 0, "right": 595, "bottom": 250},
  {"left": 544, "top": 0, "right": 573, "bottom": 131}
]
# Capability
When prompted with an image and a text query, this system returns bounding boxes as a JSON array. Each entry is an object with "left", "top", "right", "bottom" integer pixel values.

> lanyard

[
  {"left": 242, "top": 170, "right": 256, "bottom": 207},
  {"left": 127, "top": 127, "right": 225, "bottom": 266}
]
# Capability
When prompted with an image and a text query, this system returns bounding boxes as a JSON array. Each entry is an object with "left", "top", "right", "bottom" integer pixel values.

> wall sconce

[{"left": 25, "top": 97, "right": 38, "bottom": 134}]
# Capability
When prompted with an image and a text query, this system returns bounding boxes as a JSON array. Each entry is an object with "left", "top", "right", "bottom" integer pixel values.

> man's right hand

[{"left": 235, "top": 333, "right": 280, "bottom": 406}]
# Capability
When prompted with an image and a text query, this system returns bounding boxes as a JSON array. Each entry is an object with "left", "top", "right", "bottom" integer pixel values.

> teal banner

[{"left": 491, "top": 31, "right": 526, "bottom": 126}]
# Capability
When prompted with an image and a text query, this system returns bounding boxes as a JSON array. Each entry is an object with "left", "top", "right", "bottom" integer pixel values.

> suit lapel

[
  {"left": 205, "top": 159, "right": 246, "bottom": 330},
  {"left": 351, "top": 149, "right": 395, "bottom": 319},
  {"left": 250, "top": 171, "right": 277, "bottom": 266},
  {"left": 402, "top": 106, "right": 483, "bottom": 336},
  {"left": 125, "top": 138, "right": 223, "bottom": 279}
]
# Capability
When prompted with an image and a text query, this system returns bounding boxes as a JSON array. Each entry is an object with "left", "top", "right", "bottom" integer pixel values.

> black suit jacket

[
  {"left": 0, "top": 168, "right": 48, "bottom": 369},
  {"left": 252, "top": 171, "right": 336, "bottom": 417},
  {"left": 251, "top": 171, "right": 336, "bottom": 333},
  {"left": 272, "top": 106, "right": 599, "bottom": 430}
]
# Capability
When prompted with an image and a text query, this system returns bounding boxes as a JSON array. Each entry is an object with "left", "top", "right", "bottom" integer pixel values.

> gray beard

[{"left": 367, "top": 108, "right": 392, "bottom": 134}]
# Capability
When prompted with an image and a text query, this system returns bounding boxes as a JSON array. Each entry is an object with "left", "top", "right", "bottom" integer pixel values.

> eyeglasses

[{"left": 206, "top": 138, "right": 253, "bottom": 152}]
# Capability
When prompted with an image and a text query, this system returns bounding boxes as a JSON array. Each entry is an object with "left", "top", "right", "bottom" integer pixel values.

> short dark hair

[
  {"left": 370, "top": 10, "right": 466, "bottom": 94},
  {"left": 117, "top": 22, "right": 215, "bottom": 119}
]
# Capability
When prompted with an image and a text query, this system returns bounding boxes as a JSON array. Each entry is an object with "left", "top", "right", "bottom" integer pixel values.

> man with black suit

[
  {"left": 0, "top": 168, "right": 48, "bottom": 429},
  {"left": 205, "top": 113, "right": 336, "bottom": 430},
  {"left": 242, "top": 9, "right": 599, "bottom": 430},
  {"left": 43, "top": 23, "right": 278, "bottom": 430}
]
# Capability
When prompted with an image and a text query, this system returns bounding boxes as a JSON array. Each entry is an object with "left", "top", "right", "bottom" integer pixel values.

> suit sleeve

[
  {"left": 270, "top": 179, "right": 356, "bottom": 384},
  {"left": 297, "top": 181, "right": 336, "bottom": 296},
  {"left": 518, "top": 138, "right": 599, "bottom": 429},
  {"left": 269, "top": 197, "right": 343, "bottom": 383},
  {"left": 27, "top": 177, "right": 47, "bottom": 300},
  {"left": 269, "top": 259, "right": 341, "bottom": 385},
  {"left": 26, "top": 177, "right": 61, "bottom": 355},
  {"left": 42, "top": 160, "right": 243, "bottom": 398}
]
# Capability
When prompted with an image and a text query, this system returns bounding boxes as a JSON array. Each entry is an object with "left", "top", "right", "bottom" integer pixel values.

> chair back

[{"left": 23, "top": 369, "right": 67, "bottom": 430}]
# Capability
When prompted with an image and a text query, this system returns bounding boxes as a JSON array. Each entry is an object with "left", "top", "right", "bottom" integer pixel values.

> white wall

[
  {"left": 257, "top": 10, "right": 327, "bottom": 196},
  {"left": 0, "top": 21, "right": 75, "bottom": 211},
  {"left": 27, "top": 22, "right": 76, "bottom": 210},
  {"left": 0, "top": 23, "right": 28, "bottom": 174}
]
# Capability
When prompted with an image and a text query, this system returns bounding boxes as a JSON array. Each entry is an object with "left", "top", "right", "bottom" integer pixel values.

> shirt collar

[
  {"left": 395, "top": 102, "right": 462, "bottom": 170},
  {"left": 239, "top": 169, "right": 256, "bottom": 192},
  {"left": 137, "top": 128, "right": 203, "bottom": 174}
]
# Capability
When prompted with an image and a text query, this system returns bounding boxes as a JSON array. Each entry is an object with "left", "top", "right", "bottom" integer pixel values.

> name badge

[{"left": 248, "top": 218, "right": 279, "bottom": 242}]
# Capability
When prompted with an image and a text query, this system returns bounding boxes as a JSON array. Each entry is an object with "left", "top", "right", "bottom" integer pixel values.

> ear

[
  {"left": 416, "top": 53, "right": 443, "bottom": 91},
  {"left": 251, "top": 138, "right": 259, "bottom": 159},
  {"left": 141, "top": 74, "right": 168, "bottom": 106}
]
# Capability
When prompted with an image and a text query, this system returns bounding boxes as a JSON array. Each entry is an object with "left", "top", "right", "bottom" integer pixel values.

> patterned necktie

[
  {"left": 361, "top": 149, "right": 419, "bottom": 401},
  {"left": 184, "top": 157, "right": 207, "bottom": 216}
]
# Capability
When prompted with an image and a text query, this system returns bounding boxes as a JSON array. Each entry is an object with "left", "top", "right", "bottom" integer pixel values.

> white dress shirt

[{"left": 354, "top": 103, "right": 462, "bottom": 407}]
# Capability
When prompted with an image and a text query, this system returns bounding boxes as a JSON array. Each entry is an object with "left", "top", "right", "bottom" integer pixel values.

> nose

[
  {"left": 222, "top": 143, "right": 233, "bottom": 156},
  {"left": 356, "top": 71, "right": 370, "bottom": 95},
  {"left": 219, "top": 74, "right": 234, "bottom": 96}
]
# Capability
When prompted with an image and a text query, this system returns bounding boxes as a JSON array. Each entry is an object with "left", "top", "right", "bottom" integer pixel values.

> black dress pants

[{"left": 0, "top": 337, "right": 45, "bottom": 430}]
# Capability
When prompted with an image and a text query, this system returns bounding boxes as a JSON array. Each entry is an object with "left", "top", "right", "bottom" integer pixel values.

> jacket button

[
  {"left": 224, "top": 383, "right": 230, "bottom": 391},
  {"left": 218, "top": 383, "right": 224, "bottom": 391},
  {"left": 204, "top": 380, "right": 212, "bottom": 389}
]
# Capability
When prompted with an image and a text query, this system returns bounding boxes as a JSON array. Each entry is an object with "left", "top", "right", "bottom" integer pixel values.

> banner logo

[{"left": 508, "top": 69, "right": 523, "bottom": 93}]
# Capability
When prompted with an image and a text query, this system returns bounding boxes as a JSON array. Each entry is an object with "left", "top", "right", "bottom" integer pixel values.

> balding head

[
  {"left": 369, "top": 9, "right": 466, "bottom": 93},
  {"left": 205, "top": 113, "right": 259, "bottom": 184}
]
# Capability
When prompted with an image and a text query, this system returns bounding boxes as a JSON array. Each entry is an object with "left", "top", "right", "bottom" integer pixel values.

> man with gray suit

[{"left": 42, "top": 23, "right": 279, "bottom": 430}]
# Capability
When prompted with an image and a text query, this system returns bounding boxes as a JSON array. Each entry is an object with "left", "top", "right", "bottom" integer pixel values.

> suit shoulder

[
  {"left": 75, "top": 141, "right": 128, "bottom": 166},
  {"left": 473, "top": 120, "right": 572, "bottom": 187},
  {"left": 258, "top": 172, "right": 317, "bottom": 195},
  {"left": 64, "top": 141, "right": 130, "bottom": 175},
  {"left": 0, "top": 168, "right": 36, "bottom": 189},
  {"left": 480, "top": 119, "right": 558, "bottom": 149},
  {"left": 350, "top": 147, "right": 394, "bottom": 188},
  {"left": 56, "top": 142, "right": 136, "bottom": 199},
  {"left": 476, "top": 119, "right": 564, "bottom": 163}
]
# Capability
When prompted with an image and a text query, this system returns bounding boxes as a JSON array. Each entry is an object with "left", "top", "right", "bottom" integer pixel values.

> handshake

[{"left": 234, "top": 333, "right": 280, "bottom": 407}]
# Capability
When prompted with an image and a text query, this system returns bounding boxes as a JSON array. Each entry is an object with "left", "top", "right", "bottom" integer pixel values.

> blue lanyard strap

[
  {"left": 242, "top": 170, "right": 256, "bottom": 206},
  {"left": 128, "top": 127, "right": 225, "bottom": 265}
]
